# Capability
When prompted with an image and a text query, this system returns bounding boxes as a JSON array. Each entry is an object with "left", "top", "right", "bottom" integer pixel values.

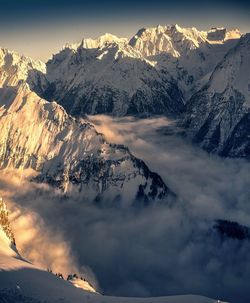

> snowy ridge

[
  {"left": 0, "top": 81, "right": 171, "bottom": 204},
  {"left": 33, "top": 24, "right": 242, "bottom": 117},
  {"left": 65, "top": 33, "right": 128, "bottom": 50},
  {"left": 0, "top": 47, "right": 46, "bottom": 88}
]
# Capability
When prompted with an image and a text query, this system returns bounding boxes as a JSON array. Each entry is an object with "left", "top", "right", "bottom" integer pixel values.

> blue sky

[{"left": 0, "top": 0, "right": 249, "bottom": 60}]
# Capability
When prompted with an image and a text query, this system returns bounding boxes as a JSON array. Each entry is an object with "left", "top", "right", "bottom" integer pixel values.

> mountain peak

[
  {"left": 65, "top": 33, "right": 128, "bottom": 51},
  {"left": 129, "top": 24, "right": 207, "bottom": 57}
]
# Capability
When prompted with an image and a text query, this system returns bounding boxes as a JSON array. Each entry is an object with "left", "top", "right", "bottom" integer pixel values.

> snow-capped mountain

[
  {"left": 184, "top": 34, "right": 250, "bottom": 158},
  {"left": 0, "top": 72, "right": 171, "bottom": 204},
  {"left": 65, "top": 33, "right": 128, "bottom": 50},
  {"left": 130, "top": 24, "right": 242, "bottom": 98},
  {"left": 35, "top": 40, "right": 184, "bottom": 117},
  {"left": 32, "top": 24, "right": 241, "bottom": 118},
  {"left": 129, "top": 24, "right": 208, "bottom": 57}
]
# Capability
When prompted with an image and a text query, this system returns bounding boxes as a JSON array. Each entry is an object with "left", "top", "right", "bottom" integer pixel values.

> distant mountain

[
  {"left": 130, "top": 24, "right": 242, "bottom": 98},
  {"left": 183, "top": 34, "right": 250, "bottom": 158},
  {"left": 65, "top": 33, "right": 128, "bottom": 50},
  {"left": 129, "top": 24, "right": 208, "bottom": 57},
  {"left": 30, "top": 24, "right": 241, "bottom": 118},
  {"left": 35, "top": 39, "right": 184, "bottom": 117}
]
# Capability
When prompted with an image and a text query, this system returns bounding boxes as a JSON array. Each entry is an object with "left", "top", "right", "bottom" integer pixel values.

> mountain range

[
  {"left": 23, "top": 24, "right": 249, "bottom": 159},
  {"left": 0, "top": 23, "right": 249, "bottom": 206}
]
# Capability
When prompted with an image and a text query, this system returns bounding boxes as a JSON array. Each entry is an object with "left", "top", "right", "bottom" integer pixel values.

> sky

[{"left": 0, "top": 0, "right": 250, "bottom": 61}]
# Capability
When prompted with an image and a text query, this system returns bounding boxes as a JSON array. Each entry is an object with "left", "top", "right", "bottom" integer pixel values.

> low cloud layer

[{"left": 0, "top": 116, "right": 249, "bottom": 303}]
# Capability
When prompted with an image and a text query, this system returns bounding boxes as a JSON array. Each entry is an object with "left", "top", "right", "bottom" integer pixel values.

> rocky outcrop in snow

[{"left": 0, "top": 198, "right": 15, "bottom": 245}]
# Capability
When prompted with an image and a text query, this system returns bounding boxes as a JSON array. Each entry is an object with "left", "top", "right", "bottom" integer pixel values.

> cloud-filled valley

[{"left": 0, "top": 116, "right": 249, "bottom": 303}]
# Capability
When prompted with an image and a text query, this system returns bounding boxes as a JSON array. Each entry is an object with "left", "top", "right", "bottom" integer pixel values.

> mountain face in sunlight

[{"left": 0, "top": 49, "right": 172, "bottom": 205}]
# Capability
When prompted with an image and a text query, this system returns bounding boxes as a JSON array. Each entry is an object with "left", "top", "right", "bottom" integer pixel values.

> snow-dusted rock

[{"left": 184, "top": 34, "right": 250, "bottom": 158}]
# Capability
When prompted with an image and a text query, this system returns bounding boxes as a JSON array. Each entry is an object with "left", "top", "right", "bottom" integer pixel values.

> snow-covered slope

[
  {"left": 0, "top": 81, "right": 171, "bottom": 204},
  {"left": 36, "top": 40, "right": 184, "bottom": 117},
  {"left": 0, "top": 202, "right": 224, "bottom": 303},
  {"left": 184, "top": 34, "right": 250, "bottom": 158}
]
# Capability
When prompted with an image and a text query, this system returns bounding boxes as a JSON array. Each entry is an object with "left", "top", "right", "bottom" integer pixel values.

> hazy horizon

[{"left": 0, "top": 0, "right": 249, "bottom": 61}]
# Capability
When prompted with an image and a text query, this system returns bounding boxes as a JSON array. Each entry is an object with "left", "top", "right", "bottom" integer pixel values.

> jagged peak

[{"left": 129, "top": 24, "right": 207, "bottom": 57}]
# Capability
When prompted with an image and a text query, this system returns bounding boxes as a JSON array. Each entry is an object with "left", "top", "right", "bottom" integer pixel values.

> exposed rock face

[
  {"left": 184, "top": 34, "right": 250, "bottom": 158},
  {"left": 0, "top": 198, "right": 15, "bottom": 244}
]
